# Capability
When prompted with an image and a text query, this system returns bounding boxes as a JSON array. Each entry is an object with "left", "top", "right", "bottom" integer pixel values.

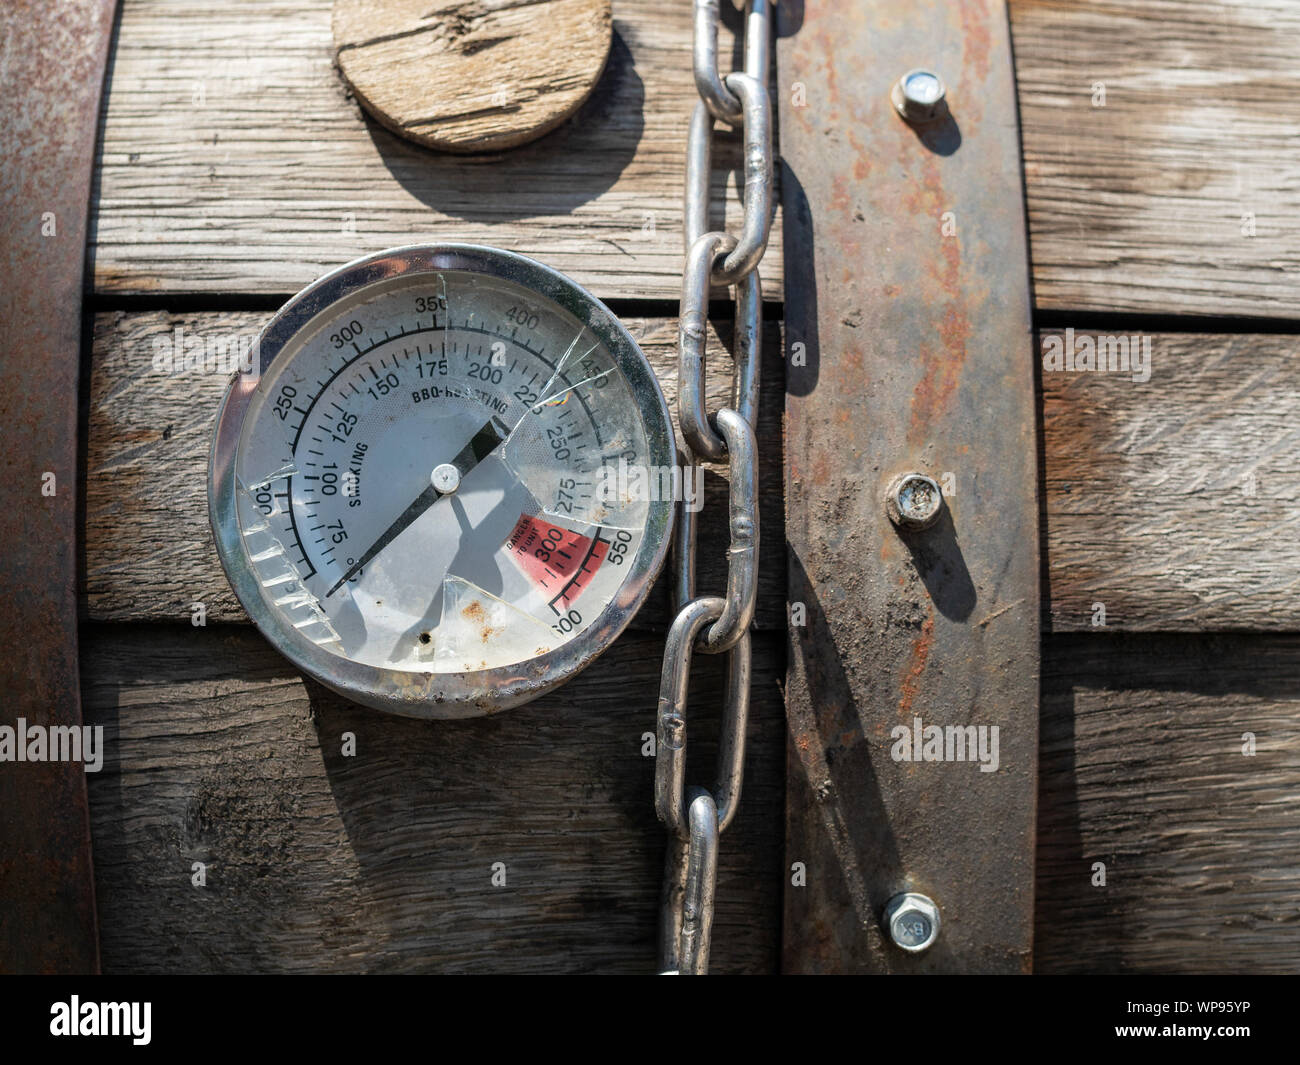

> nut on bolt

[
  {"left": 885, "top": 472, "right": 943, "bottom": 531},
  {"left": 883, "top": 892, "right": 941, "bottom": 953},
  {"left": 891, "top": 69, "right": 947, "bottom": 124}
]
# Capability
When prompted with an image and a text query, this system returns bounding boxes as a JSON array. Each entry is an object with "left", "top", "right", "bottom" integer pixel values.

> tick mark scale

[{"left": 210, "top": 245, "right": 674, "bottom": 718}]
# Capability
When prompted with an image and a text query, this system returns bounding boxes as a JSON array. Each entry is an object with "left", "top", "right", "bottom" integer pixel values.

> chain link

[{"left": 656, "top": 0, "right": 773, "bottom": 976}]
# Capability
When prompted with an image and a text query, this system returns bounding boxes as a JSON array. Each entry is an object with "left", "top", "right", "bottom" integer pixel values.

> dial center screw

[{"left": 431, "top": 463, "right": 461, "bottom": 494}]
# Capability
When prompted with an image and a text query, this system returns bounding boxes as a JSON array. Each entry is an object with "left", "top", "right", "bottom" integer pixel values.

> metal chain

[{"left": 655, "top": 0, "right": 772, "bottom": 976}]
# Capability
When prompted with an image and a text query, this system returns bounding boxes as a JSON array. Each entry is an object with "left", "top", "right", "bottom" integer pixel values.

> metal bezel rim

[{"left": 208, "top": 243, "right": 676, "bottom": 719}]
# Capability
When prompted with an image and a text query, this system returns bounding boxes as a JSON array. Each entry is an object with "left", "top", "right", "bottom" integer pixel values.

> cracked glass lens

[{"left": 232, "top": 268, "right": 655, "bottom": 673}]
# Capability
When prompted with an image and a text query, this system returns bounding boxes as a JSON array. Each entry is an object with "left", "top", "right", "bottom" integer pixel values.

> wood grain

[
  {"left": 87, "top": 314, "right": 1299, "bottom": 632},
  {"left": 81, "top": 623, "right": 1300, "bottom": 973},
  {"left": 1041, "top": 330, "right": 1300, "bottom": 631},
  {"left": 1036, "top": 632, "right": 1300, "bottom": 974},
  {"left": 94, "top": 1, "right": 1300, "bottom": 316},
  {"left": 91, "top": 0, "right": 781, "bottom": 301},
  {"left": 1010, "top": 0, "right": 1300, "bottom": 317},
  {"left": 85, "top": 310, "right": 786, "bottom": 628},
  {"left": 332, "top": 0, "right": 612, "bottom": 153},
  {"left": 81, "top": 624, "right": 786, "bottom": 973},
  {"left": 77, "top": 0, "right": 1300, "bottom": 978}
]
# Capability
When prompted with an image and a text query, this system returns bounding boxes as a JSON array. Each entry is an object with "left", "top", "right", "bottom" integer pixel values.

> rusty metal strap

[
  {"left": 778, "top": 0, "right": 1039, "bottom": 972},
  {"left": 0, "top": 0, "right": 118, "bottom": 973}
]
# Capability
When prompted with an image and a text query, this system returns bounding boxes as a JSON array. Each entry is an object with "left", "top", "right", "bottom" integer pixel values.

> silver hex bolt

[
  {"left": 891, "top": 69, "right": 947, "bottom": 124},
  {"left": 883, "top": 892, "right": 941, "bottom": 953},
  {"left": 885, "top": 472, "right": 943, "bottom": 531}
]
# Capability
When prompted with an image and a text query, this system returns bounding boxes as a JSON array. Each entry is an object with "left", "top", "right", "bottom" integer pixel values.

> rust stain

[
  {"left": 902, "top": 150, "right": 943, "bottom": 220},
  {"left": 901, "top": 142, "right": 970, "bottom": 446},
  {"left": 847, "top": 123, "right": 873, "bottom": 184},
  {"left": 937, "top": 221, "right": 962, "bottom": 294},
  {"left": 809, "top": 448, "right": 831, "bottom": 486},
  {"left": 829, "top": 172, "right": 854, "bottom": 224},
  {"left": 1, "top": 0, "right": 115, "bottom": 975},
  {"left": 908, "top": 312, "right": 969, "bottom": 447},
  {"left": 959, "top": 0, "right": 993, "bottom": 90},
  {"left": 897, "top": 614, "right": 935, "bottom": 717}
]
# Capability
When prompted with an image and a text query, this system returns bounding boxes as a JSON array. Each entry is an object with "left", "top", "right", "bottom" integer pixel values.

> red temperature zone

[{"left": 505, "top": 513, "right": 609, "bottom": 611}]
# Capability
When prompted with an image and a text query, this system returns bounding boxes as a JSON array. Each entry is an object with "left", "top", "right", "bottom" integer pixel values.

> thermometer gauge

[{"left": 209, "top": 245, "right": 675, "bottom": 717}]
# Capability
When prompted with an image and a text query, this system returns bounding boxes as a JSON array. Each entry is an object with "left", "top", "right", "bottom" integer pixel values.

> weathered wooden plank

[
  {"left": 90, "top": 0, "right": 782, "bottom": 301},
  {"left": 1041, "top": 330, "right": 1300, "bottom": 631},
  {"left": 94, "top": 1, "right": 1300, "bottom": 317},
  {"left": 85, "top": 310, "right": 786, "bottom": 628},
  {"left": 1011, "top": 0, "right": 1300, "bottom": 317},
  {"left": 88, "top": 315, "right": 1300, "bottom": 631},
  {"left": 1036, "top": 632, "right": 1300, "bottom": 974},
  {"left": 81, "top": 624, "right": 786, "bottom": 974},
  {"left": 82, "top": 625, "right": 1300, "bottom": 973}
]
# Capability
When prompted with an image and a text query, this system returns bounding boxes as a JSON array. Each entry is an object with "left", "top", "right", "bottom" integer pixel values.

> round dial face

[{"left": 210, "top": 246, "right": 674, "bottom": 718}]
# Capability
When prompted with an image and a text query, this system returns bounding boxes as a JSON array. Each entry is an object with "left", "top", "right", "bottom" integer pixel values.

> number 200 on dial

[{"left": 209, "top": 245, "right": 675, "bottom": 717}]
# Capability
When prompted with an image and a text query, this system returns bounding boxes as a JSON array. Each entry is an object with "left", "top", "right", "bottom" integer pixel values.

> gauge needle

[{"left": 325, "top": 416, "right": 509, "bottom": 597}]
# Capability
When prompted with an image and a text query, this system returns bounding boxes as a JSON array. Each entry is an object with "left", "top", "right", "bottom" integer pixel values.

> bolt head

[
  {"left": 884, "top": 892, "right": 941, "bottom": 953},
  {"left": 886, "top": 472, "right": 943, "bottom": 531},
  {"left": 892, "top": 69, "right": 947, "bottom": 124}
]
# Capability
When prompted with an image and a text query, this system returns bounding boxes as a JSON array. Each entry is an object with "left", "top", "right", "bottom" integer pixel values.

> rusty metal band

[
  {"left": 778, "top": 0, "right": 1040, "bottom": 972},
  {"left": 0, "top": 0, "right": 118, "bottom": 973}
]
